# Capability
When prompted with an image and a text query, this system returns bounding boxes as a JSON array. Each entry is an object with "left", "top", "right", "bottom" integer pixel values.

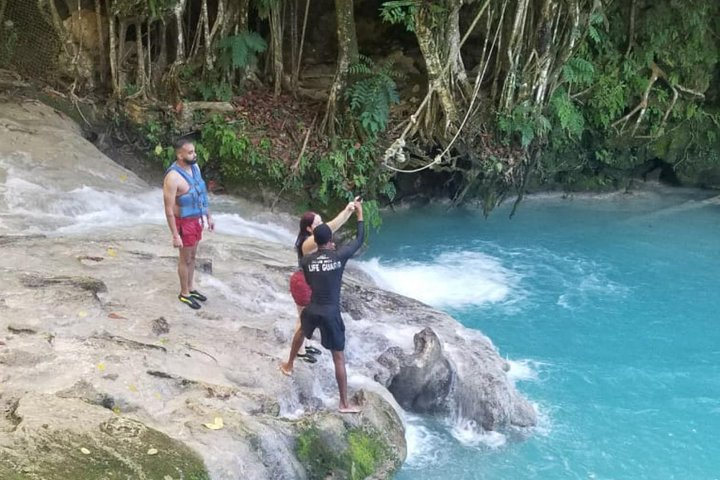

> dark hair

[
  {"left": 313, "top": 223, "right": 332, "bottom": 246},
  {"left": 174, "top": 137, "right": 193, "bottom": 151},
  {"left": 294, "top": 211, "right": 316, "bottom": 259}
]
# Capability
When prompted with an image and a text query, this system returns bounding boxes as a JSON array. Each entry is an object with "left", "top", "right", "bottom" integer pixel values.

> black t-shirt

[{"left": 301, "top": 221, "right": 365, "bottom": 306}]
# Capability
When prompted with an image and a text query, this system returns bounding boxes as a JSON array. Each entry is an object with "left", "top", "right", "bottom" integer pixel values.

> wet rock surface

[{"left": 0, "top": 98, "right": 535, "bottom": 479}]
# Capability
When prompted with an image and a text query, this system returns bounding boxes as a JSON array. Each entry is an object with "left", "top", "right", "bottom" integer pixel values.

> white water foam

[
  {"left": 449, "top": 417, "right": 507, "bottom": 449},
  {"left": 213, "top": 212, "right": 293, "bottom": 244},
  {"left": 404, "top": 414, "right": 451, "bottom": 468},
  {"left": 358, "top": 250, "right": 520, "bottom": 309},
  {"left": 506, "top": 358, "right": 546, "bottom": 383}
]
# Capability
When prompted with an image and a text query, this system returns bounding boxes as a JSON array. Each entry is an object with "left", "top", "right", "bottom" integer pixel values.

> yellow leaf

[
  {"left": 78, "top": 310, "right": 88, "bottom": 318},
  {"left": 107, "top": 247, "right": 117, "bottom": 257},
  {"left": 147, "top": 448, "right": 158, "bottom": 455},
  {"left": 112, "top": 406, "right": 121, "bottom": 415},
  {"left": 153, "top": 392, "right": 162, "bottom": 400},
  {"left": 203, "top": 417, "right": 224, "bottom": 430},
  {"left": 97, "top": 363, "right": 105, "bottom": 372},
  {"left": 128, "top": 384, "right": 138, "bottom": 392},
  {"left": 119, "top": 174, "right": 128, "bottom": 182},
  {"left": 80, "top": 447, "right": 91, "bottom": 455}
]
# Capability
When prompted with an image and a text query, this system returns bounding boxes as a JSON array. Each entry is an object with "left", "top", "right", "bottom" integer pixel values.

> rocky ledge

[{"left": 0, "top": 98, "right": 535, "bottom": 479}]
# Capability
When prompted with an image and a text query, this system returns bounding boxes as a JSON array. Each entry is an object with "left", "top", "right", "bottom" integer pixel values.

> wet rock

[
  {"left": 19, "top": 272, "right": 107, "bottom": 295},
  {"left": 0, "top": 394, "right": 210, "bottom": 479},
  {"left": 294, "top": 391, "right": 406, "bottom": 480},
  {"left": 377, "top": 327, "right": 453, "bottom": 414}
]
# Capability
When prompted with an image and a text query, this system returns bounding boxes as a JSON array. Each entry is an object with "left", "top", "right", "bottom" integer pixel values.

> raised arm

[
  {"left": 337, "top": 200, "right": 365, "bottom": 262},
  {"left": 326, "top": 200, "right": 356, "bottom": 232},
  {"left": 301, "top": 199, "right": 357, "bottom": 256}
]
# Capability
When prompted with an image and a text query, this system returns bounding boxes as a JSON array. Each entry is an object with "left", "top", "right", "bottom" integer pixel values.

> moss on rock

[
  {"left": 295, "top": 424, "right": 391, "bottom": 480},
  {"left": 0, "top": 396, "right": 210, "bottom": 480}
]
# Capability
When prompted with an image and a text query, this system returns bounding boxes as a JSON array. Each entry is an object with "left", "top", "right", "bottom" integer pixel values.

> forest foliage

[{"left": 1, "top": 0, "right": 718, "bottom": 217}]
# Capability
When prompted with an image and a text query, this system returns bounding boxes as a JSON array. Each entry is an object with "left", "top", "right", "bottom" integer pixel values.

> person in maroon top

[
  {"left": 289, "top": 200, "right": 357, "bottom": 362},
  {"left": 281, "top": 199, "right": 364, "bottom": 413}
]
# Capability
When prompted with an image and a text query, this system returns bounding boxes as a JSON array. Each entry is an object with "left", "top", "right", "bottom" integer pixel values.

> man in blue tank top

[
  {"left": 162, "top": 138, "right": 214, "bottom": 309},
  {"left": 281, "top": 199, "right": 364, "bottom": 413}
]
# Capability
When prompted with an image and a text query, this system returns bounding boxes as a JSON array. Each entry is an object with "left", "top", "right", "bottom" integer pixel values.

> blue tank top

[{"left": 165, "top": 162, "right": 209, "bottom": 218}]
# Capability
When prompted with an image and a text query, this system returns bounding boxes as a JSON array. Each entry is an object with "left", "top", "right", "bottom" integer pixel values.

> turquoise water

[{"left": 359, "top": 189, "right": 720, "bottom": 480}]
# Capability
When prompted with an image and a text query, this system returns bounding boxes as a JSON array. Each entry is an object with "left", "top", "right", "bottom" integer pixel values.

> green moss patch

[{"left": 296, "top": 425, "right": 388, "bottom": 480}]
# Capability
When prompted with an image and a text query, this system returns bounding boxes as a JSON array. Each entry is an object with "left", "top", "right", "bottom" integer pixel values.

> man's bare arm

[{"left": 162, "top": 173, "right": 182, "bottom": 247}]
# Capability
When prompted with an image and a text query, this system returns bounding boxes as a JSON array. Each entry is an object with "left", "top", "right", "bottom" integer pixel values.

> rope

[{"left": 383, "top": 0, "right": 499, "bottom": 174}]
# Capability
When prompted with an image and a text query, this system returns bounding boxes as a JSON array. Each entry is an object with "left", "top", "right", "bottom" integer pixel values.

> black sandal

[
  {"left": 178, "top": 294, "right": 201, "bottom": 310},
  {"left": 304, "top": 346, "right": 322, "bottom": 356},
  {"left": 189, "top": 290, "right": 207, "bottom": 302},
  {"left": 298, "top": 353, "right": 318, "bottom": 364}
]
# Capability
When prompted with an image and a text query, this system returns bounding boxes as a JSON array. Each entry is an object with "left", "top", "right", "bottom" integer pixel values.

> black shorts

[{"left": 300, "top": 304, "right": 345, "bottom": 351}]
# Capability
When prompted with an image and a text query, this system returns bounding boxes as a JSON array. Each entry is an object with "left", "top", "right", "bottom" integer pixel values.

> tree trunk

[
  {"left": 293, "top": 0, "right": 311, "bottom": 89},
  {"left": 269, "top": 1, "right": 284, "bottom": 96},
  {"left": 200, "top": 0, "right": 212, "bottom": 71},
  {"left": 93, "top": 0, "right": 107, "bottom": 84},
  {"left": 445, "top": 0, "right": 470, "bottom": 98},
  {"left": 118, "top": 20, "right": 128, "bottom": 91},
  {"left": 532, "top": 0, "right": 557, "bottom": 105},
  {"left": 135, "top": 20, "right": 147, "bottom": 95},
  {"left": 106, "top": 0, "right": 119, "bottom": 95},
  {"left": 322, "top": 0, "right": 358, "bottom": 137},
  {"left": 174, "top": 0, "right": 187, "bottom": 61},
  {"left": 500, "top": 0, "right": 529, "bottom": 112},
  {"left": 413, "top": 4, "right": 458, "bottom": 136}
]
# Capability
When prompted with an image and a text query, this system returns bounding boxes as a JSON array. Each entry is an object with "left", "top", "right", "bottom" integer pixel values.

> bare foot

[
  {"left": 279, "top": 363, "right": 292, "bottom": 376},
  {"left": 338, "top": 403, "right": 362, "bottom": 414}
]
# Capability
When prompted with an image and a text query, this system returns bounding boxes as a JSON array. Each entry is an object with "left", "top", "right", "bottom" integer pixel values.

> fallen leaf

[
  {"left": 80, "top": 447, "right": 91, "bottom": 455},
  {"left": 153, "top": 392, "right": 162, "bottom": 400},
  {"left": 78, "top": 310, "right": 88, "bottom": 318},
  {"left": 112, "top": 406, "right": 121, "bottom": 415},
  {"left": 128, "top": 384, "right": 138, "bottom": 392},
  {"left": 119, "top": 174, "right": 128, "bottom": 182},
  {"left": 97, "top": 363, "right": 106, "bottom": 372},
  {"left": 203, "top": 417, "right": 224, "bottom": 430},
  {"left": 147, "top": 448, "right": 158, "bottom": 455},
  {"left": 108, "top": 312, "right": 126, "bottom": 320},
  {"left": 106, "top": 247, "right": 117, "bottom": 257}
]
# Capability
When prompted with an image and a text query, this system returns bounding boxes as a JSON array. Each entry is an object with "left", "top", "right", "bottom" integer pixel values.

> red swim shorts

[
  {"left": 290, "top": 270, "right": 312, "bottom": 307},
  {"left": 175, "top": 216, "right": 202, "bottom": 248}
]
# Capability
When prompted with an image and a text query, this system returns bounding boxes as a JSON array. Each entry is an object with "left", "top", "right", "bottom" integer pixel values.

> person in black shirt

[{"left": 281, "top": 199, "right": 364, "bottom": 413}]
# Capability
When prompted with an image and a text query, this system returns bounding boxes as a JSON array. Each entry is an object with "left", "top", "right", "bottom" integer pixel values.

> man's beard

[{"left": 186, "top": 158, "right": 198, "bottom": 164}]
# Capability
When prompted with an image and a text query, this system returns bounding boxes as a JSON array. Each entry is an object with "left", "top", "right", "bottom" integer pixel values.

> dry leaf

[
  {"left": 106, "top": 247, "right": 117, "bottom": 257},
  {"left": 147, "top": 448, "right": 158, "bottom": 455},
  {"left": 97, "top": 363, "right": 106, "bottom": 372},
  {"left": 128, "top": 384, "right": 138, "bottom": 392},
  {"left": 203, "top": 417, "right": 224, "bottom": 430},
  {"left": 78, "top": 310, "right": 88, "bottom": 318},
  {"left": 80, "top": 447, "right": 91, "bottom": 455},
  {"left": 108, "top": 312, "right": 126, "bottom": 320}
]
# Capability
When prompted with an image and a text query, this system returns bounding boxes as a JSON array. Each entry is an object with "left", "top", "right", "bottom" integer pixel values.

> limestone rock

[
  {"left": 0, "top": 394, "right": 210, "bottom": 479},
  {"left": 377, "top": 327, "right": 453, "bottom": 414}
]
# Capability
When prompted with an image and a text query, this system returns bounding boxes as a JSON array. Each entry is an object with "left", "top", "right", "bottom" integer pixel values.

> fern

[
  {"left": 345, "top": 56, "right": 401, "bottom": 137},
  {"left": 380, "top": 1, "right": 416, "bottom": 32},
  {"left": 217, "top": 32, "right": 268, "bottom": 73},
  {"left": 550, "top": 88, "right": 585, "bottom": 139},
  {"left": 562, "top": 57, "right": 595, "bottom": 86}
]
